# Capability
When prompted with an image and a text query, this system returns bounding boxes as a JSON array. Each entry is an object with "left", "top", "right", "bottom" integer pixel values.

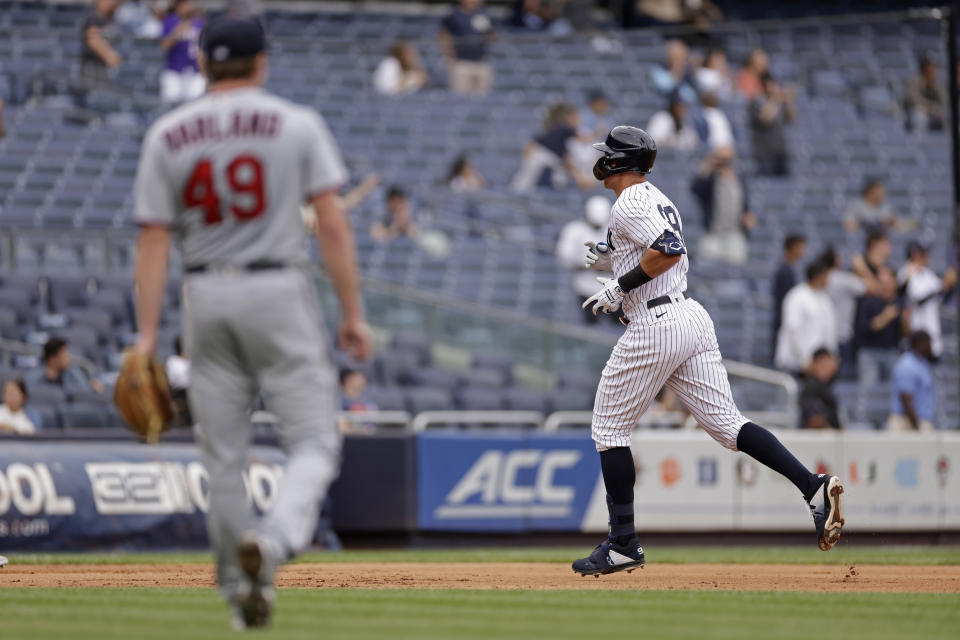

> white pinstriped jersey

[{"left": 607, "top": 181, "right": 688, "bottom": 317}]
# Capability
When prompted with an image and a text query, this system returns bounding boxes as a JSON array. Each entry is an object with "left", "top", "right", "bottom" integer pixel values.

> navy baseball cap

[{"left": 200, "top": 15, "right": 267, "bottom": 62}]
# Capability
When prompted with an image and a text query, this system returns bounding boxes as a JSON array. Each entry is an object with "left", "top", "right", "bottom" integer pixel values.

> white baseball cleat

[
  {"left": 0, "top": 555, "right": 8, "bottom": 568},
  {"left": 809, "top": 475, "right": 845, "bottom": 551}
]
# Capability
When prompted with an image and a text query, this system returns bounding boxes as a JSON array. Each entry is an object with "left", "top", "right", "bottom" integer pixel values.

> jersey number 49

[{"left": 183, "top": 155, "right": 266, "bottom": 225}]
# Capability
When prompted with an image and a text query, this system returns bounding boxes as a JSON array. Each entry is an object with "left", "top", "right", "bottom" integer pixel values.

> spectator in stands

[
  {"left": 115, "top": 0, "right": 165, "bottom": 39},
  {"left": 511, "top": 103, "right": 594, "bottom": 192},
  {"left": 749, "top": 73, "right": 795, "bottom": 176},
  {"left": 439, "top": 0, "right": 496, "bottom": 96},
  {"left": 570, "top": 90, "right": 612, "bottom": 177},
  {"left": 371, "top": 186, "right": 420, "bottom": 242},
  {"left": 905, "top": 55, "right": 945, "bottom": 132},
  {"left": 799, "top": 348, "right": 841, "bottom": 430},
  {"left": 696, "top": 48, "right": 734, "bottom": 103},
  {"left": 372, "top": 41, "right": 429, "bottom": 96},
  {"left": 0, "top": 379, "right": 36, "bottom": 436},
  {"left": 649, "top": 39, "right": 697, "bottom": 103},
  {"left": 159, "top": 0, "right": 206, "bottom": 104},
  {"left": 556, "top": 195, "right": 615, "bottom": 324},
  {"left": 843, "top": 177, "right": 899, "bottom": 234},
  {"left": 691, "top": 146, "right": 755, "bottom": 266},
  {"left": 737, "top": 48, "right": 769, "bottom": 100},
  {"left": 302, "top": 174, "right": 381, "bottom": 233},
  {"left": 646, "top": 95, "right": 699, "bottom": 152},
  {"left": 898, "top": 241, "right": 957, "bottom": 359},
  {"left": 446, "top": 155, "right": 486, "bottom": 193},
  {"left": 697, "top": 91, "right": 734, "bottom": 149},
  {"left": 26, "top": 338, "right": 105, "bottom": 395},
  {"left": 863, "top": 229, "right": 892, "bottom": 276},
  {"left": 820, "top": 247, "right": 874, "bottom": 370},
  {"left": 339, "top": 369, "right": 377, "bottom": 433},
  {"left": 854, "top": 266, "right": 908, "bottom": 419},
  {"left": 771, "top": 234, "right": 807, "bottom": 358},
  {"left": 80, "top": 0, "right": 123, "bottom": 89},
  {"left": 888, "top": 330, "right": 936, "bottom": 431},
  {"left": 510, "top": 0, "right": 571, "bottom": 34},
  {"left": 578, "top": 90, "right": 612, "bottom": 142},
  {"left": 775, "top": 260, "right": 837, "bottom": 375}
]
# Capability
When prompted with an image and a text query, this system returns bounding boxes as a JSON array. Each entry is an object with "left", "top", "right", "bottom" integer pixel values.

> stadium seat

[{"left": 58, "top": 403, "right": 109, "bottom": 429}]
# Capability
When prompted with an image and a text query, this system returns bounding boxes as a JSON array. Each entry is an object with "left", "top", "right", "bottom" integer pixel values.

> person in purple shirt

[{"left": 159, "top": 0, "right": 206, "bottom": 103}]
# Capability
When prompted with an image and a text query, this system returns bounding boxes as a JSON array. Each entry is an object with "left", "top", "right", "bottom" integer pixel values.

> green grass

[
  {"left": 10, "top": 545, "right": 960, "bottom": 566},
  {"left": 0, "top": 588, "right": 957, "bottom": 640}
]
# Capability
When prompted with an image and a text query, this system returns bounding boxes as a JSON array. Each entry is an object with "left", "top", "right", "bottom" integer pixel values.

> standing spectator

[
  {"left": 0, "top": 379, "right": 37, "bottom": 436},
  {"left": 371, "top": 186, "right": 420, "bottom": 242},
  {"left": 159, "top": 0, "right": 206, "bottom": 104},
  {"left": 905, "top": 55, "right": 945, "bottom": 132},
  {"left": 888, "top": 331, "right": 936, "bottom": 431},
  {"left": 649, "top": 39, "right": 697, "bottom": 103},
  {"left": 372, "top": 41, "right": 429, "bottom": 96},
  {"left": 775, "top": 261, "right": 837, "bottom": 374},
  {"left": 697, "top": 91, "right": 734, "bottom": 149},
  {"left": 863, "top": 229, "right": 892, "bottom": 275},
  {"left": 736, "top": 48, "right": 769, "bottom": 100},
  {"left": 820, "top": 247, "right": 874, "bottom": 369},
  {"left": 646, "top": 96, "right": 699, "bottom": 152},
  {"left": 511, "top": 104, "right": 593, "bottom": 192},
  {"left": 898, "top": 241, "right": 957, "bottom": 359},
  {"left": 749, "top": 74, "right": 795, "bottom": 176},
  {"left": 799, "top": 348, "right": 841, "bottom": 429},
  {"left": 691, "top": 146, "right": 756, "bottom": 266},
  {"left": 115, "top": 0, "right": 165, "bottom": 38},
  {"left": 445, "top": 155, "right": 486, "bottom": 193},
  {"left": 771, "top": 234, "right": 807, "bottom": 357},
  {"left": 25, "top": 338, "right": 104, "bottom": 395},
  {"left": 439, "top": 0, "right": 496, "bottom": 96},
  {"left": 696, "top": 48, "right": 734, "bottom": 102},
  {"left": 854, "top": 266, "right": 908, "bottom": 420},
  {"left": 80, "top": 0, "right": 122, "bottom": 90},
  {"left": 843, "top": 177, "right": 899, "bottom": 233},
  {"left": 556, "top": 195, "right": 614, "bottom": 324}
]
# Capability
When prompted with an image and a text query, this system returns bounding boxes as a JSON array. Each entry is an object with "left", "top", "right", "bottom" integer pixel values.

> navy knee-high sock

[
  {"left": 737, "top": 422, "right": 821, "bottom": 502},
  {"left": 600, "top": 447, "right": 636, "bottom": 545}
]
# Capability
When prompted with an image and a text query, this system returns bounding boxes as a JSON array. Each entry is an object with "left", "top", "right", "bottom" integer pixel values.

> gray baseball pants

[{"left": 183, "top": 268, "right": 341, "bottom": 597}]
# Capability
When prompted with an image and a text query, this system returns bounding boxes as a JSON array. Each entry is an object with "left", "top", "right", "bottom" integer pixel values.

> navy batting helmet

[{"left": 592, "top": 126, "right": 657, "bottom": 180}]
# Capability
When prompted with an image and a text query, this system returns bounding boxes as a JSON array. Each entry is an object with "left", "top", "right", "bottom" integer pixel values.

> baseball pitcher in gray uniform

[
  {"left": 572, "top": 127, "right": 844, "bottom": 577},
  {"left": 132, "top": 16, "right": 371, "bottom": 628}
]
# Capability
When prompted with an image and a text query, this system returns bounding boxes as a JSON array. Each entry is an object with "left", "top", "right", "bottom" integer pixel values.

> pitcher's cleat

[
  {"left": 0, "top": 555, "right": 7, "bottom": 568},
  {"left": 572, "top": 538, "right": 645, "bottom": 576},
  {"left": 233, "top": 534, "right": 276, "bottom": 630},
  {"left": 809, "top": 475, "right": 845, "bottom": 551}
]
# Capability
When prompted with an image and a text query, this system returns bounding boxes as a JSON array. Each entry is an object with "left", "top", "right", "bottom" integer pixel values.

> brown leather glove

[{"left": 114, "top": 349, "right": 174, "bottom": 444}]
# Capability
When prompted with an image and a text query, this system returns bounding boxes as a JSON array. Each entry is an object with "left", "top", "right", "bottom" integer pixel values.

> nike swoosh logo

[{"left": 655, "top": 311, "right": 667, "bottom": 318}]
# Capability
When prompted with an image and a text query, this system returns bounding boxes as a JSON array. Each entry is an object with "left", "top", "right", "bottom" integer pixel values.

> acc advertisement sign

[
  {"left": 417, "top": 432, "right": 600, "bottom": 531},
  {"left": 0, "top": 441, "right": 285, "bottom": 550}
]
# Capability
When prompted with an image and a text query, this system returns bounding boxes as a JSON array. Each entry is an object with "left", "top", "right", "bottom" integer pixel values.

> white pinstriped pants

[{"left": 592, "top": 296, "right": 746, "bottom": 451}]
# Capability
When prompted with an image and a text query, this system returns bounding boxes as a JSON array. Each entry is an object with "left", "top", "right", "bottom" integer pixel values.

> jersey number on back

[{"left": 183, "top": 155, "right": 266, "bottom": 225}]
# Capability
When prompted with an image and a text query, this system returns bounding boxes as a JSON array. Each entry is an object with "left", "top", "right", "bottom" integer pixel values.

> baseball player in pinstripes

[
  {"left": 572, "top": 126, "right": 844, "bottom": 576},
  {"left": 131, "top": 16, "right": 371, "bottom": 628}
]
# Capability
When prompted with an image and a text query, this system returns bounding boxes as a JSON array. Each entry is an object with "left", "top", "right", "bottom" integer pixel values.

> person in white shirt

[
  {"left": 776, "top": 261, "right": 838, "bottom": 374},
  {"left": 646, "top": 96, "right": 699, "bottom": 152},
  {"left": 372, "top": 41, "right": 428, "bottom": 96},
  {"left": 555, "top": 195, "right": 614, "bottom": 323},
  {"left": 699, "top": 92, "right": 734, "bottom": 149},
  {"left": 820, "top": 247, "right": 875, "bottom": 358},
  {"left": 898, "top": 241, "right": 957, "bottom": 358},
  {"left": 165, "top": 336, "right": 192, "bottom": 427},
  {"left": 0, "top": 379, "right": 37, "bottom": 436}
]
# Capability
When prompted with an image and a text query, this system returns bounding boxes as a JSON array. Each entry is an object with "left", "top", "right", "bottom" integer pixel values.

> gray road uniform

[{"left": 134, "top": 86, "right": 346, "bottom": 595}]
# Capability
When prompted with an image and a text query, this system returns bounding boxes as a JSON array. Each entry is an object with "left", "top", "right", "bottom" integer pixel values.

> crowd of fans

[{"left": 773, "top": 231, "right": 956, "bottom": 430}]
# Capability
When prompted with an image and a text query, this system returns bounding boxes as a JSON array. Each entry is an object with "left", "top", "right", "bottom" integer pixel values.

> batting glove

[
  {"left": 584, "top": 240, "right": 612, "bottom": 270},
  {"left": 582, "top": 277, "right": 624, "bottom": 315}
]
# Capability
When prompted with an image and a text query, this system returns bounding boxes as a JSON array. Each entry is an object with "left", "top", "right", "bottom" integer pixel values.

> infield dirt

[{"left": 2, "top": 562, "right": 959, "bottom": 593}]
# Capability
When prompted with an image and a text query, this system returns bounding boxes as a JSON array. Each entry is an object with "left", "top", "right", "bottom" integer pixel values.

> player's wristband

[{"left": 617, "top": 265, "right": 653, "bottom": 293}]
